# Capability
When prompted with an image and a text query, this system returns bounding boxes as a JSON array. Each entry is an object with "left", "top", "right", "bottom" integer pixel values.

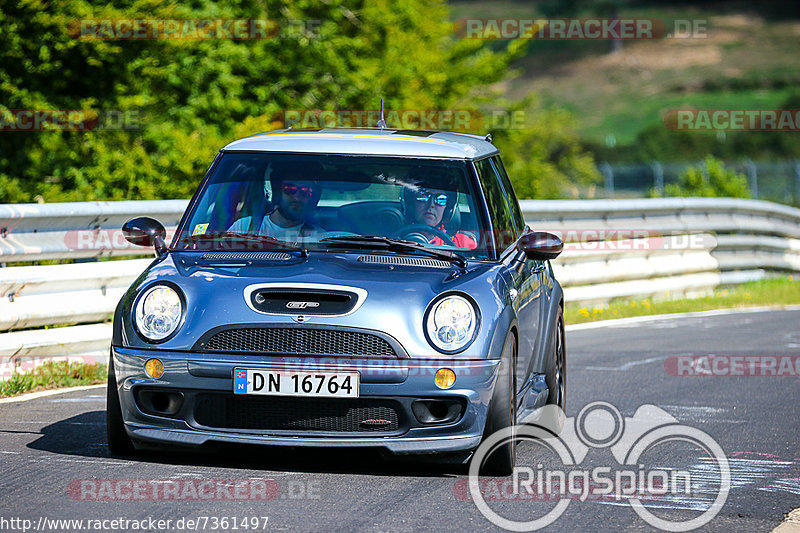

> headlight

[
  {"left": 425, "top": 294, "right": 478, "bottom": 352},
  {"left": 134, "top": 285, "right": 183, "bottom": 341}
]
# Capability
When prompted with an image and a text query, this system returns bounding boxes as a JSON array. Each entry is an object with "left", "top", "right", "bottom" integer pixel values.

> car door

[
  {"left": 489, "top": 157, "right": 546, "bottom": 382},
  {"left": 474, "top": 158, "right": 543, "bottom": 398}
]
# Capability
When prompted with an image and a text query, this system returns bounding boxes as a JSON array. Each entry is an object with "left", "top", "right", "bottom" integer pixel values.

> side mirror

[
  {"left": 123, "top": 217, "right": 167, "bottom": 256},
  {"left": 518, "top": 231, "right": 563, "bottom": 260}
]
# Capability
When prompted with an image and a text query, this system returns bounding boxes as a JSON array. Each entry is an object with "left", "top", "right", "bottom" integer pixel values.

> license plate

[{"left": 233, "top": 368, "right": 360, "bottom": 398}]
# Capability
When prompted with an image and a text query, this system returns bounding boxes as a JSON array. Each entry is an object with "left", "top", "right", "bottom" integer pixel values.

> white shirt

[{"left": 228, "top": 213, "right": 326, "bottom": 242}]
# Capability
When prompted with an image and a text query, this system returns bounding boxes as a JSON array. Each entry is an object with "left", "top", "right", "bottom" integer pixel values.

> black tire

[
  {"left": 546, "top": 307, "right": 566, "bottom": 412},
  {"left": 479, "top": 332, "right": 517, "bottom": 476},
  {"left": 106, "top": 356, "right": 134, "bottom": 456}
]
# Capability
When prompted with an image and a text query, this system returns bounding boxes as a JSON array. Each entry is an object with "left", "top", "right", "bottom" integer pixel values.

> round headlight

[
  {"left": 425, "top": 294, "right": 478, "bottom": 352},
  {"left": 134, "top": 285, "right": 183, "bottom": 341}
]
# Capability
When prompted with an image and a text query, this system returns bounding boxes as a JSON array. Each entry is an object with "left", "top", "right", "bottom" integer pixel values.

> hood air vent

[
  {"left": 357, "top": 255, "right": 450, "bottom": 268},
  {"left": 201, "top": 252, "right": 292, "bottom": 261}
]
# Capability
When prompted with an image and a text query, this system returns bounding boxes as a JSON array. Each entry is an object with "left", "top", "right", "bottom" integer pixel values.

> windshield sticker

[{"left": 192, "top": 223, "right": 209, "bottom": 236}]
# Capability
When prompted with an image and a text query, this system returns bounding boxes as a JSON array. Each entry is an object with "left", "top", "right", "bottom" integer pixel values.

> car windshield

[{"left": 174, "top": 152, "right": 492, "bottom": 259}]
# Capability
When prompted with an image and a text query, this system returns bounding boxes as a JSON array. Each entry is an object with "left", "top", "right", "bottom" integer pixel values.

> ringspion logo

[{"left": 468, "top": 402, "right": 730, "bottom": 531}]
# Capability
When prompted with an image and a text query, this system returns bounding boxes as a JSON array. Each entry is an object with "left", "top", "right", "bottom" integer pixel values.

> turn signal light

[
  {"left": 144, "top": 358, "right": 164, "bottom": 379},
  {"left": 434, "top": 368, "right": 456, "bottom": 389}
]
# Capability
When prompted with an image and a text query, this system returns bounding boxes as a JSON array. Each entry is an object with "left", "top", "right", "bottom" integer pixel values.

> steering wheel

[{"left": 390, "top": 224, "right": 456, "bottom": 247}]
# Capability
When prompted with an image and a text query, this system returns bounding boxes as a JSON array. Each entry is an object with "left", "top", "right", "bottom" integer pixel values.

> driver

[
  {"left": 401, "top": 180, "right": 477, "bottom": 250},
  {"left": 228, "top": 161, "right": 327, "bottom": 241}
]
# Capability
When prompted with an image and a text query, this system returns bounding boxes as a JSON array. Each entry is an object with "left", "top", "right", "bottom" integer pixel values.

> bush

[{"left": 661, "top": 156, "right": 751, "bottom": 198}]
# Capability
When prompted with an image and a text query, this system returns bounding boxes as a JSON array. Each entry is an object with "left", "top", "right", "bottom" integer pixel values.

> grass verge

[
  {"left": 0, "top": 360, "right": 107, "bottom": 398},
  {"left": 565, "top": 275, "right": 799, "bottom": 324}
]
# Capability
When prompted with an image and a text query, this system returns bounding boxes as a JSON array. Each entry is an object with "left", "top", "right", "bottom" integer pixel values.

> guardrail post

[
  {"left": 600, "top": 162, "right": 614, "bottom": 197},
  {"left": 651, "top": 161, "right": 664, "bottom": 196},
  {"left": 745, "top": 159, "right": 758, "bottom": 199}
]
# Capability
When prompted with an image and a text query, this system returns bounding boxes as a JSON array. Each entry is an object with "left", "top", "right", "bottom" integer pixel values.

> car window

[
  {"left": 474, "top": 158, "right": 517, "bottom": 251},
  {"left": 491, "top": 156, "right": 526, "bottom": 233},
  {"left": 175, "top": 152, "right": 491, "bottom": 259}
]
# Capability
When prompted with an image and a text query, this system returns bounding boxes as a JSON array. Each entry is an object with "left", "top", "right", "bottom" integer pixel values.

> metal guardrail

[
  {"left": 0, "top": 200, "right": 187, "bottom": 262},
  {"left": 520, "top": 197, "right": 800, "bottom": 304},
  {"left": 2, "top": 197, "right": 800, "bottom": 378}
]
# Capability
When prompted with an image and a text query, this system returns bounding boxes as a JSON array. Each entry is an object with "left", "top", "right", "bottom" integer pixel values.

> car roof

[{"left": 222, "top": 128, "right": 499, "bottom": 160}]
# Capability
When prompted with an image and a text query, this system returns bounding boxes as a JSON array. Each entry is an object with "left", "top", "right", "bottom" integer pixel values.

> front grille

[
  {"left": 193, "top": 394, "right": 402, "bottom": 433},
  {"left": 197, "top": 327, "right": 398, "bottom": 357}
]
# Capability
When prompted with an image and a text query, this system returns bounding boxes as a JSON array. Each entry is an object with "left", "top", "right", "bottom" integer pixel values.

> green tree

[
  {"left": 0, "top": 0, "right": 595, "bottom": 203},
  {"left": 662, "top": 156, "right": 751, "bottom": 198},
  {"left": 491, "top": 99, "right": 600, "bottom": 199}
]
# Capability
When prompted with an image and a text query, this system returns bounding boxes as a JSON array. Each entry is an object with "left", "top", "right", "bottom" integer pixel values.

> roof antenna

[{"left": 376, "top": 98, "right": 387, "bottom": 129}]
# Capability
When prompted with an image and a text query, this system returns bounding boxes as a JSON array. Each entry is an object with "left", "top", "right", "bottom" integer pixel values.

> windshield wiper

[
  {"left": 182, "top": 232, "right": 308, "bottom": 257},
  {"left": 321, "top": 235, "right": 467, "bottom": 268}
]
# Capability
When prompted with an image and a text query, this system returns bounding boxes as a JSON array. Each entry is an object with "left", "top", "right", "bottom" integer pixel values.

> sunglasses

[
  {"left": 282, "top": 184, "right": 315, "bottom": 198},
  {"left": 414, "top": 191, "right": 449, "bottom": 206}
]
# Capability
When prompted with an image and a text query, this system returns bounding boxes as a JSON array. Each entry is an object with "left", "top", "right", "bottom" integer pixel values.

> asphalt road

[{"left": 1, "top": 308, "right": 798, "bottom": 533}]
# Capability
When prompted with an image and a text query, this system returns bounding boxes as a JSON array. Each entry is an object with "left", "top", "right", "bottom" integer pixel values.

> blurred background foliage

[
  {"left": 2, "top": 0, "right": 798, "bottom": 204},
  {"left": 659, "top": 156, "right": 751, "bottom": 198},
  {"left": 452, "top": 0, "right": 800, "bottom": 203},
  {"left": 0, "top": 0, "right": 599, "bottom": 203}
]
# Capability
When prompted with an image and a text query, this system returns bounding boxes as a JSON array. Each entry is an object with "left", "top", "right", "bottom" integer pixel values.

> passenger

[{"left": 228, "top": 162, "right": 326, "bottom": 241}]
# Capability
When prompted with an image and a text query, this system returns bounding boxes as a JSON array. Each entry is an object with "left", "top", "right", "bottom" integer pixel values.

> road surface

[{"left": 1, "top": 308, "right": 798, "bottom": 532}]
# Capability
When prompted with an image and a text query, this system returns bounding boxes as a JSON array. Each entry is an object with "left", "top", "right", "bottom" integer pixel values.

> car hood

[{"left": 114, "top": 251, "right": 510, "bottom": 358}]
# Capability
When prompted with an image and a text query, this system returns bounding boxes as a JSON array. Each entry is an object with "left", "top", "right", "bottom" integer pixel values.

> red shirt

[{"left": 430, "top": 230, "right": 477, "bottom": 250}]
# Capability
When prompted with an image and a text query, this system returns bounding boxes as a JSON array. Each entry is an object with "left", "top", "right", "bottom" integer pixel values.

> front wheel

[
  {"left": 479, "top": 333, "right": 517, "bottom": 476},
  {"left": 106, "top": 356, "right": 134, "bottom": 456},
  {"left": 546, "top": 307, "right": 566, "bottom": 411}
]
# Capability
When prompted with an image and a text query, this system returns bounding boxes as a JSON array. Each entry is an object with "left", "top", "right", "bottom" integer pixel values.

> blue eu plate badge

[{"left": 234, "top": 369, "right": 248, "bottom": 394}]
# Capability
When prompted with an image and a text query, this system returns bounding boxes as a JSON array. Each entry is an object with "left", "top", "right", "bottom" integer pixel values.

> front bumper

[{"left": 112, "top": 347, "right": 500, "bottom": 455}]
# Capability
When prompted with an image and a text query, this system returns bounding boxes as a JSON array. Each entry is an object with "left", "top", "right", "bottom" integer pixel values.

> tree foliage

[
  {"left": 661, "top": 156, "right": 751, "bottom": 198},
  {"left": 0, "top": 0, "right": 597, "bottom": 202},
  {"left": 491, "top": 98, "right": 600, "bottom": 199}
]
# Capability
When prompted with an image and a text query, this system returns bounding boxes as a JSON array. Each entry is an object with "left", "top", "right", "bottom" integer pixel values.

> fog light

[
  {"left": 434, "top": 368, "right": 456, "bottom": 389},
  {"left": 144, "top": 358, "right": 164, "bottom": 379}
]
